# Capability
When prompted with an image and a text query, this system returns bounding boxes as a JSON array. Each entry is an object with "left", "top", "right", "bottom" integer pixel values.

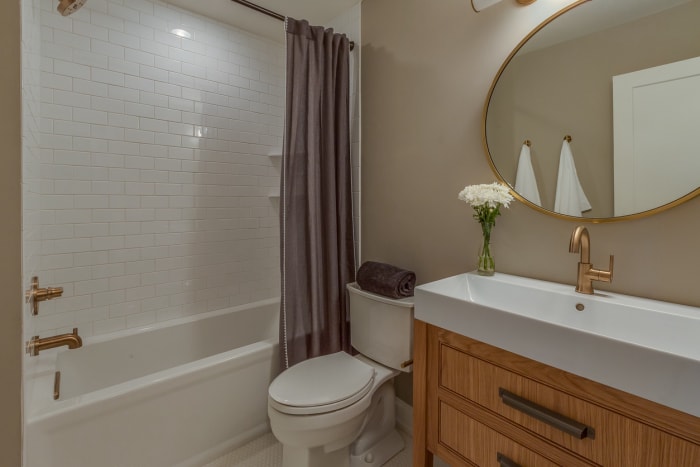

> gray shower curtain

[{"left": 280, "top": 18, "right": 355, "bottom": 369}]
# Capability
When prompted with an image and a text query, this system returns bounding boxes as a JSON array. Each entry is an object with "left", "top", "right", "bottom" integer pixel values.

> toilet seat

[{"left": 269, "top": 352, "right": 376, "bottom": 415}]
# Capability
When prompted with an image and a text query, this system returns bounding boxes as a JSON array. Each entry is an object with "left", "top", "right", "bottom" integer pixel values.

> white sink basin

[{"left": 415, "top": 272, "right": 700, "bottom": 417}]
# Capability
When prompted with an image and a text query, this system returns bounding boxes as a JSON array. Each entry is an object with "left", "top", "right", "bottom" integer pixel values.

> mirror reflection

[{"left": 486, "top": 0, "right": 700, "bottom": 219}]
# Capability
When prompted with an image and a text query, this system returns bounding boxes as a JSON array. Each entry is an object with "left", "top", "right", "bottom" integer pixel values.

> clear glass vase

[{"left": 477, "top": 222, "right": 495, "bottom": 276}]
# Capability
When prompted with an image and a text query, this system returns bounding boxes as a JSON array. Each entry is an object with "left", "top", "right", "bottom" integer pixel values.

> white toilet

[{"left": 268, "top": 282, "right": 414, "bottom": 467}]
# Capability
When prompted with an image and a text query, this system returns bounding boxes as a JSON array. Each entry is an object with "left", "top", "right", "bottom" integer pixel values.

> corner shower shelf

[{"left": 267, "top": 152, "right": 281, "bottom": 199}]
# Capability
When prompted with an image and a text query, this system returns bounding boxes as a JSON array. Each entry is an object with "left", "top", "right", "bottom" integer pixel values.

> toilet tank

[{"left": 347, "top": 282, "right": 414, "bottom": 372}]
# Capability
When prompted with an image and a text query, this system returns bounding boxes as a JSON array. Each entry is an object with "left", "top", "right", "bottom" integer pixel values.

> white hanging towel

[
  {"left": 514, "top": 143, "right": 541, "bottom": 205},
  {"left": 554, "top": 140, "right": 592, "bottom": 216}
]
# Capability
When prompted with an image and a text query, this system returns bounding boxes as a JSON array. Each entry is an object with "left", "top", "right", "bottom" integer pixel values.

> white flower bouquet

[{"left": 458, "top": 182, "right": 514, "bottom": 275}]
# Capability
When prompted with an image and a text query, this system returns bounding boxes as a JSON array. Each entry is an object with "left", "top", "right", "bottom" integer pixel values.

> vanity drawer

[
  {"left": 439, "top": 342, "right": 700, "bottom": 466},
  {"left": 438, "top": 400, "right": 562, "bottom": 467}
]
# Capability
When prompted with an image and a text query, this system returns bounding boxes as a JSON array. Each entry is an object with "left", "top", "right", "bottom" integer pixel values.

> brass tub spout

[{"left": 26, "top": 328, "right": 82, "bottom": 356}]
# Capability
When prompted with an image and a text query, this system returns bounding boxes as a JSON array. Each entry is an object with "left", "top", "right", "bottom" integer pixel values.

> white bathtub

[{"left": 25, "top": 299, "right": 280, "bottom": 467}]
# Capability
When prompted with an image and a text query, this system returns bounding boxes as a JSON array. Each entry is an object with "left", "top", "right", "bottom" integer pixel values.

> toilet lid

[{"left": 268, "top": 352, "right": 375, "bottom": 415}]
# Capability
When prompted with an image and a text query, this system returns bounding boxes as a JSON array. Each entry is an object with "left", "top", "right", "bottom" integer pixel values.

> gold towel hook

[
  {"left": 523, "top": 139, "right": 532, "bottom": 147},
  {"left": 564, "top": 135, "right": 572, "bottom": 142}
]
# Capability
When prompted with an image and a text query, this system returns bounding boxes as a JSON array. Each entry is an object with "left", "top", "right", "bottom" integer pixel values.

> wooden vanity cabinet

[{"left": 413, "top": 320, "right": 700, "bottom": 467}]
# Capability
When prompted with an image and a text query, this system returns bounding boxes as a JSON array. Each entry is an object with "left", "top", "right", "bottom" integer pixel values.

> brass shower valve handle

[{"left": 25, "top": 276, "right": 64, "bottom": 316}]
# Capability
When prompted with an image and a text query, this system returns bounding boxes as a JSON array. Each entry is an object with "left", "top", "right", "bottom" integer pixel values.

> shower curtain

[{"left": 280, "top": 18, "right": 355, "bottom": 369}]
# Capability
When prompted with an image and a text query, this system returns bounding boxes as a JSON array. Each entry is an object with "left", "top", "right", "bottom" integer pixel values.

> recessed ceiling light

[
  {"left": 170, "top": 28, "right": 192, "bottom": 39},
  {"left": 471, "top": 0, "right": 537, "bottom": 12}
]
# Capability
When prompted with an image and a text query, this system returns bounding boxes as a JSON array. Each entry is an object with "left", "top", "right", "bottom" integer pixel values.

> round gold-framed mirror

[{"left": 483, "top": 0, "right": 700, "bottom": 222}]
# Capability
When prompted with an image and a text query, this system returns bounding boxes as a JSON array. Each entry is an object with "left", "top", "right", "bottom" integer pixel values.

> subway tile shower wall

[{"left": 34, "top": 0, "right": 284, "bottom": 337}]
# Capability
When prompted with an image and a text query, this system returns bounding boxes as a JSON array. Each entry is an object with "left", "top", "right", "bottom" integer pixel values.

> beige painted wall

[
  {"left": 361, "top": 0, "right": 700, "bottom": 404},
  {"left": 488, "top": 1, "right": 700, "bottom": 217},
  {"left": 0, "top": 0, "right": 24, "bottom": 464}
]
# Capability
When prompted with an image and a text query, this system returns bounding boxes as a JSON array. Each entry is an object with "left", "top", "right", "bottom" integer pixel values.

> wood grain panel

[
  {"left": 441, "top": 343, "right": 611, "bottom": 463},
  {"left": 435, "top": 326, "right": 700, "bottom": 466},
  {"left": 436, "top": 327, "right": 700, "bottom": 444},
  {"left": 413, "top": 320, "right": 434, "bottom": 467},
  {"left": 438, "top": 400, "right": 561, "bottom": 467},
  {"left": 437, "top": 392, "right": 596, "bottom": 467}
]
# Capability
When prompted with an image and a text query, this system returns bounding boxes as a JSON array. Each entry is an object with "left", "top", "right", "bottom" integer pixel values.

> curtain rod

[{"left": 230, "top": 0, "right": 355, "bottom": 50}]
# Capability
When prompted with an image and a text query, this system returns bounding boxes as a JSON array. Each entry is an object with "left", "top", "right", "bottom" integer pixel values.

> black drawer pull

[
  {"left": 499, "top": 388, "right": 595, "bottom": 439},
  {"left": 497, "top": 452, "right": 522, "bottom": 467}
]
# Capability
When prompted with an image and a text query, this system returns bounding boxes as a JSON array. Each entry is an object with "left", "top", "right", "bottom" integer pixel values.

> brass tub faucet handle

[{"left": 25, "top": 276, "right": 64, "bottom": 315}]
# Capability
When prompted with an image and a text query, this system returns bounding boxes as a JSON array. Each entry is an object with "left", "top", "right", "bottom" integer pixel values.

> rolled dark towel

[{"left": 356, "top": 261, "right": 416, "bottom": 299}]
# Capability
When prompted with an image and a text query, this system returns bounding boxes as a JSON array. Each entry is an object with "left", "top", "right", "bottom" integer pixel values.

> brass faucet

[
  {"left": 26, "top": 328, "right": 82, "bottom": 356},
  {"left": 568, "top": 226, "right": 614, "bottom": 294}
]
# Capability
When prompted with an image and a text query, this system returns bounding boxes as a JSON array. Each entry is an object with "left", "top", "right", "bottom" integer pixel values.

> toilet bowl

[{"left": 268, "top": 283, "right": 414, "bottom": 467}]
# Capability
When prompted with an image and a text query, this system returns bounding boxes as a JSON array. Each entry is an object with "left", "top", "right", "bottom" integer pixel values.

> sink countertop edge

[{"left": 414, "top": 273, "right": 700, "bottom": 419}]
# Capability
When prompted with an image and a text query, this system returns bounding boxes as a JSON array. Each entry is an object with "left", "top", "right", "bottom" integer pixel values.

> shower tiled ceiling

[{"left": 164, "top": 0, "right": 361, "bottom": 42}]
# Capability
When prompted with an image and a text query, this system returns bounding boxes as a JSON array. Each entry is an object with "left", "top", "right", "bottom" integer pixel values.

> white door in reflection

[{"left": 613, "top": 55, "right": 700, "bottom": 216}]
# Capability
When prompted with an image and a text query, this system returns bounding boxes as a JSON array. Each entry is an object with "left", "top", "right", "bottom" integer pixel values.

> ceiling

[
  {"left": 519, "top": 0, "right": 692, "bottom": 54},
  {"left": 164, "top": 0, "right": 361, "bottom": 43}
]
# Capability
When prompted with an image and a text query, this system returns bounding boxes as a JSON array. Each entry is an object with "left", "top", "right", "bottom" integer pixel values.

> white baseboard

[{"left": 395, "top": 398, "right": 413, "bottom": 437}]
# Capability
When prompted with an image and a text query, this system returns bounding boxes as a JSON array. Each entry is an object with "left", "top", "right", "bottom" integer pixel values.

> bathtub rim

[
  {"left": 25, "top": 297, "right": 280, "bottom": 377},
  {"left": 27, "top": 337, "right": 278, "bottom": 424},
  {"left": 82, "top": 296, "right": 279, "bottom": 347},
  {"left": 25, "top": 297, "right": 280, "bottom": 422}
]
